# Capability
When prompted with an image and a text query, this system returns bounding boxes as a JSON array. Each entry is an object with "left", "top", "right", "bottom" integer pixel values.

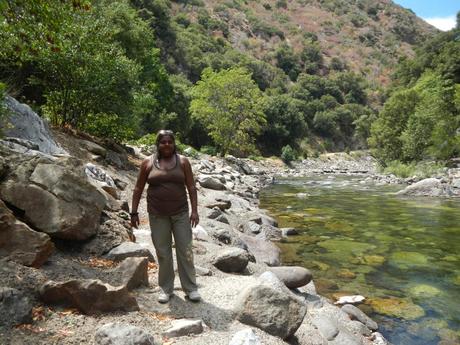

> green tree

[
  {"left": 190, "top": 67, "right": 266, "bottom": 156},
  {"left": 259, "top": 94, "right": 307, "bottom": 154},
  {"left": 275, "top": 43, "right": 301, "bottom": 81},
  {"left": 369, "top": 89, "right": 419, "bottom": 163}
]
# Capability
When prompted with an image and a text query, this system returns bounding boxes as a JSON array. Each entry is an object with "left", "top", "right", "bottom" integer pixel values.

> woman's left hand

[{"left": 190, "top": 212, "right": 199, "bottom": 228}]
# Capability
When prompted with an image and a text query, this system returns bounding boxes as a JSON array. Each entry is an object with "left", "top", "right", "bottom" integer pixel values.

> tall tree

[{"left": 190, "top": 67, "right": 266, "bottom": 156}]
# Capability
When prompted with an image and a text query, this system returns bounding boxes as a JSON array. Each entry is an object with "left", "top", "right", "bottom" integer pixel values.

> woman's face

[{"left": 158, "top": 135, "right": 175, "bottom": 157}]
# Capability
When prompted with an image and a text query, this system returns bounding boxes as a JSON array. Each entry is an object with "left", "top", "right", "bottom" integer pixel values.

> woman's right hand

[{"left": 130, "top": 214, "right": 139, "bottom": 228}]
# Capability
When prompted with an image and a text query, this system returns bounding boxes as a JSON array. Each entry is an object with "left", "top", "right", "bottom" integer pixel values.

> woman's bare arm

[
  {"left": 130, "top": 157, "right": 151, "bottom": 228},
  {"left": 181, "top": 156, "right": 199, "bottom": 227}
]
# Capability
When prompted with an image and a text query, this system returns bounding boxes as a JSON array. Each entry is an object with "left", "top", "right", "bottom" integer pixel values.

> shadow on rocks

[{"left": 136, "top": 292, "right": 235, "bottom": 331}]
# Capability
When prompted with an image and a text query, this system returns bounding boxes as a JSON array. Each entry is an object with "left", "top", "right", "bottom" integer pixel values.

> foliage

[
  {"left": 200, "top": 145, "right": 219, "bottom": 156},
  {"left": 371, "top": 27, "right": 460, "bottom": 164},
  {"left": 281, "top": 144, "right": 296, "bottom": 163},
  {"left": 0, "top": 0, "right": 173, "bottom": 141},
  {"left": 190, "top": 67, "right": 266, "bottom": 156},
  {"left": 381, "top": 160, "right": 445, "bottom": 179},
  {"left": 259, "top": 94, "right": 307, "bottom": 154}
]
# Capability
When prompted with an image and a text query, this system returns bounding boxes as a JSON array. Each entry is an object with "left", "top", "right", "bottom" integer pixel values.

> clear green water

[{"left": 259, "top": 175, "right": 460, "bottom": 345}]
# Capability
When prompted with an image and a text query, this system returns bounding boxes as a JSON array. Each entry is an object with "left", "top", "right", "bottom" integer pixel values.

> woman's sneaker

[
  {"left": 158, "top": 290, "right": 172, "bottom": 303},
  {"left": 187, "top": 290, "right": 201, "bottom": 302}
]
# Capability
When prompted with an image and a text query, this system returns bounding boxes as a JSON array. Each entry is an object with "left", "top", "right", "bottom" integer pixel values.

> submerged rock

[{"left": 367, "top": 297, "right": 425, "bottom": 320}]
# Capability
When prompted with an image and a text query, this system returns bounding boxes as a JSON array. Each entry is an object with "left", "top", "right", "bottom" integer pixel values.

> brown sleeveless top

[{"left": 146, "top": 154, "right": 189, "bottom": 216}]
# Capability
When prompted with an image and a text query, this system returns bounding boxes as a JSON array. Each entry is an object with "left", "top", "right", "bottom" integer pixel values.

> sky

[{"left": 393, "top": 0, "right": 459, "bottom": 31}]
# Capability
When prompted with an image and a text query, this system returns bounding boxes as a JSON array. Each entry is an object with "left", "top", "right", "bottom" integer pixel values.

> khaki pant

[{"left": 149, "top": 211, "right": 197, "bottom": 294}]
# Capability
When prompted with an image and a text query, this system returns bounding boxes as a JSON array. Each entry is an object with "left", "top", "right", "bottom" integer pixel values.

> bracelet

[{"left": 130, "top": 212, "right": 139, "bottom": 216}]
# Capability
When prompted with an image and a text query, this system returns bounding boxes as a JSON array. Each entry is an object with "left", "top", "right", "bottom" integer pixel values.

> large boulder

[
  {"left": 40, "top": 279, "right": 139, "bottom": 314},
  {"left": 114, "top": 257, "right": 149, "bottom": 290},
  {"left": 239, "top": 233, "right": 281, "bottom": 266},
  {"left": 0, "top": 287, "right": 33, "bottom": 327},
  {"left": 396, "top": 178, "right": 450, "bottom": 197},
  {"left": 341, "top": 304, "right": 378, "bottom": 331},
  {"left": 212, "top": 247, "right": 250, "bottom": 273},
  {"left": 268, "top": 266, "right": 312, "bottom": 289},
  {"left": 197, "top": 175, "right": 227, "bottom": 190},
  {"left": 235, "top": 272, "right": 307, "bottom": 339},
  {"left": 81, "top": 211, "right": 133, "bottom": 256},
  {"left": 0, "top": 151, "right": 106, "bottom": 240},
  {"left": 162, "top": 319, "right": 204, "bottom": 338},
  {"left": 95, "top": 323, "right": 158, "bottom": 345},
  {"left": 0, "top": 200, "right": 54, "bottom": 267},
  {"left": 3, "top": 96, "right": 66, "bottom": 155},
  {"left": 105, "top": 242, "right": 155, "bottom": 262}
]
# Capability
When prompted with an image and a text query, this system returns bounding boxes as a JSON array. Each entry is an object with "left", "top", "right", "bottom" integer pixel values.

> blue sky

[{"left": 393, "top": 0, "right": 459, "bottom": 31}]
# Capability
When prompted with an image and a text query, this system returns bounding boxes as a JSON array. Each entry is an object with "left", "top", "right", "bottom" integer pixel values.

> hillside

[
  {"left": 164, "top": 0, "right": 437, "bottom": 86},
  {"left": 0, "top": 0, "right": 441, "bottom": 157}
]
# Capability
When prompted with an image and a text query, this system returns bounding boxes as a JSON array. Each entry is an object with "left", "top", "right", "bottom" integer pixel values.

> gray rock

[
  {"left": 207, "top": 207, "right": 222, "bottom": 219},
  {"left": 260, "top": 215, "right": 278, "bottom": 227},
  {"left": 329, "top": 328, "right": 363, "bottom": 345},
  {"left": 225, "top": 156, "right": 255, "bottom": 175},
  {"left": 268, "top": 266, "right": 312, "bottom": 289},
  {"left": 3, "top": 137, "right": 39, "bottom": 150},
  {"left": 195, "top": 266, "right": 212, "bottom": 276},
  {"left": 198, "top": 176, "right": 226, "bottom": 190},
  {"left": 235, "top": 272, "right": 307, "bottom": 339},
  {"left": 396, "top": 178, "right": 446, "bottom": 197},
  {"left": 239, "top": 234, "right": 281, "bottom": 266},
  {"left": 345, "top": 320, "right": 372, "bottom": 336},
  {"left": 81, "top": 213, "right": 133, "bottom": 256},
  {"left": 106, "top": 242, "right": 155, "bottom": 262},
  {"left": 0, "top": 200, "right": 54, "bottom": 268},
  {"left": 162, "top": 319, "right": 203, "bottom": 338},
  {"left": 213, "top": 247, "right": 250, "bottom": 273},
  {"left": 95, "top": 322, "right": 158, "bottom": 345},
  {"left": 0, "top": 154, "right": 106, "bottom": 240},
  {"left": 293, "top": 321, "right": 328, "bottom": 345},
  {"left": 259, "top": 224, "right": 282, "bottom": 241},
  {"left": 85, "top": 163, "right": 119, "bottom": 199},
  {"left": 281, "top": 228, "right": 298, "bottom": 236},
  {"left": 4, "top": 96, "right": 67, "bottom": 155},
  {"left": 229, "top": 328, "right": 261, "bottom": 345},
  {"left": 213, "top": 229, "right": 232, "bottom": 244},
  {"left": 341, "top": 304, "right": 378, "bottom": 331},
  {"left": 240, "top": 221, "right": 261, "bottom": 235},
  {"left": 0, "top": 287, "right": 33, "bottom": 327},
  {"left": 80, "top": 139, "right": 106, "bottom": 157},
  {"left": 105, "top": 150, "right": 124, "bottom": 168},
  {"left": 114, "top": 178, "right": 128, "bottom": 191},
  {"left": 205, "top": 198, "right": 232, "bottom": 210},
  {"left": 215, "top": 214, "right": 230, "bottom": 224},
  {"left": 312, "top": 314, "right": 339, "bottom": 341},
  {"left": 115, "top": 257, "right": 149, "bottom": 290},
  {"left": 40, "top": 279, "right": 139, "bottom": 314}
]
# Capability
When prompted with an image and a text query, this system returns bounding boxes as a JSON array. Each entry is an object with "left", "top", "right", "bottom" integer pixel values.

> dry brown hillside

[{"left": 170, "top": 0, "right": 437, "bottom": 85}]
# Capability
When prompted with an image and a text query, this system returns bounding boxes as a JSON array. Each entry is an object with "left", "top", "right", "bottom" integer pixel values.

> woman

[{"left": 130, "top": 130, "right": 200, "bottom": 303}]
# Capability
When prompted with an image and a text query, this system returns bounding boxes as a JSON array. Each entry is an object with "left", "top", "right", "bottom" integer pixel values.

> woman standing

[{"left": 130, "top": 130, "right": 200, "bottom": 303}]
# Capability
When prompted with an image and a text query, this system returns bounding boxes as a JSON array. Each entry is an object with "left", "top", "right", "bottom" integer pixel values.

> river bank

[
  {"left": 1, "top": 126, "right": 391, "bottom": 345},
  {"left": 2, "top": 98, "right": 458, "bottom": 344}
]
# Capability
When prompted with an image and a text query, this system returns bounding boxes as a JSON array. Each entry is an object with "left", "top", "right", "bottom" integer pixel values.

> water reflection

[{"left": 260, "top": 175, "right": 460, "bottom": 345}]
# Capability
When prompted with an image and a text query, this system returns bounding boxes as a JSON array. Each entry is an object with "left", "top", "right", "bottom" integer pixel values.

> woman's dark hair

[{"left": 155, "top": 130, "right": 176, "bottom": 158}]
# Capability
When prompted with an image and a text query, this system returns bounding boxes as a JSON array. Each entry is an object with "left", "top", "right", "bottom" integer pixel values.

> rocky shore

[{"left": 1, "top": 97, "right": 458, "bottom": 345}]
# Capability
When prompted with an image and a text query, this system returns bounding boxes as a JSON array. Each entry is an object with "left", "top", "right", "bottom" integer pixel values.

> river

[{"left": 259, "top": 175, "right": 460, "bottom": 345}]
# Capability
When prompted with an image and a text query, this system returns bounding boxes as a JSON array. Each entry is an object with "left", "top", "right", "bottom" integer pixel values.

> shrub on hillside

[{"left": 281, "top": 145, "right": 296, "bottom": 163}]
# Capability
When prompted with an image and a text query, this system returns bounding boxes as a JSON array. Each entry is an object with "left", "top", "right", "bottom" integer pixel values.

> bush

[
  {"left": 281, "top": 145, "right": 296, "bottom": 163},
  {"left": 200, "top": 145, "right": 219, "bottom": 156},
  {"left": 381, "top": 160, "right": 444, "bottom": 178}
]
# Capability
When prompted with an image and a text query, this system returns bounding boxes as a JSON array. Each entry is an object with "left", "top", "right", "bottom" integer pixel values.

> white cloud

[{"left": 423, "top": 15, "right": 457, "bottom": 31}]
